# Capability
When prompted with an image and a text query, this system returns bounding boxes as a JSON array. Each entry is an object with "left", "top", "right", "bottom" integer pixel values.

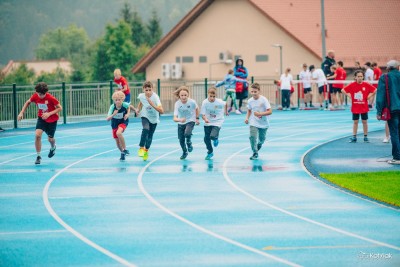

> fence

[{"left": 0, "top": 78, "right": 353, "bottom": 130}]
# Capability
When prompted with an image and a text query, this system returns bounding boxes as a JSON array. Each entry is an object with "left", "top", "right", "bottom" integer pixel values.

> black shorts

[
  {"left": 318, "top": 85, "right": 326, "bottom": 94},
  {"left": 303, "top": 87, "right": 312, "bottom": 94},
  {"left": 352, "top": 113, "right": 368, "bottom": 121},
  {"left": 36, "top": 117, "right": 57, "bottom": 138},
  {"left": 332, "top": 88, "right": 342, "bottom": 94}
]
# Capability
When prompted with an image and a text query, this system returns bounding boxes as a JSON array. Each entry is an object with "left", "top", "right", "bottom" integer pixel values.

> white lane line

[
  {"left": 0, "top": 229, "right": 67, "bottom": 236},
  {"left": 222, "top": 127, "right": 400, "bottom": 252},
  {"left": 301, "top": 137, "right": 400, "bottom": 212},
  {"left": 43, "top": 148, "right": 137, "bottom": 267},
  {"left": 263, "top": 244, "right": 380, "bottom": 251},
  {"left": 137, "top": 133, "right": 302, "bottom": 267}
]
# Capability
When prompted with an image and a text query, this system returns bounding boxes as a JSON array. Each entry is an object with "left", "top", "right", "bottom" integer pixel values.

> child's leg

[
  {"left": 249, "top": 126, "right": 258, "bottom": 153},
  {"left": 353, "top": 120, "right": 359, "bottom": 135},
  {"left": 258, "top": 128, "right": 267, "bottom": 147},
  {"left": 178, "top": 124, "right": 187, "bottom": 152},
  {"left": 210, "top": 126, "right": 221, "bottom": 141},
  {"left": 139, "top": 118, "right": 150, "bottom": 148},
  {"left": 114, "top": 138, "right": 122, "bottom": 151},
  {"left": 35, "top": 129, "right": 43, "bottom": 154},
  {"left": 204, "top": 126, "right": 213, "bottom": 154},
  {"left": 362, "top": 120, "right": 368, "bottom": 136},
  {"left": 116, "top": 126, "right": 126, "bottom": 151},
  {"left": 184, "top": 122, "right": 195, "bottom": 146},
  {"left": 231, "top": 92, "right": 238, "bottom": 110},
  {"left": 145, "top": 122, "right": 157, "bottom": 149}
]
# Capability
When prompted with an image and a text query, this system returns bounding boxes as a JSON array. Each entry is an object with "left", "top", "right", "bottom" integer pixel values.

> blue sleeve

[{"left": 215, "top": 80, "right": 225, "bottom": 87}]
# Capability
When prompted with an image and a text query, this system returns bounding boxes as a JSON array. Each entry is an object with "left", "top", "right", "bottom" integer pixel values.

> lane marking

[
  {"left": 222, "top": 126, "right": 400, "bottom": 252},
  {"left": 0, "top": 229, "right": 67, "bottom": 236},
  {"left": 137, "top": 133, "right": 302, "bottom": 267},
  {"left": 262, "top": 244, "right": 380, "bottom": 250}
]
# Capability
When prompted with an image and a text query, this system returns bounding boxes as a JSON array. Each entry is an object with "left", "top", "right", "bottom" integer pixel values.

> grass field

[{"left": 320, "top": 171, "right": 400, "bottom": 207}]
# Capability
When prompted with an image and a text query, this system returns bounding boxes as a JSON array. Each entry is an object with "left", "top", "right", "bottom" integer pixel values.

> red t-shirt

[
  {"left": 373, "top": 67, "right": 382, "bottom": 88},
  {"left": 30, "top": 93, "right": 60, "bottom": 123},
  {"left": 114, "top": 76, "right": 130, "bottom": 95},
  {"left": 343, "top": 82, "right": 376, "bottom": 114},
  {"left": 332, "top": 67, "right": 346, "bottom": 89}
]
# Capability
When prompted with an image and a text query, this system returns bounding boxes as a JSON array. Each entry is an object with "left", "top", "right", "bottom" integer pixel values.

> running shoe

[
  {"left": 187, "top": 143, "right": 193, "bottom": 152},
  {"left": 123, "top": 149, "right": 130, "bottom": 155},
  {"left": 383, "top": 137, "right": 390, "bottom": 143},
  {"left": 235, "top": 110, "right": 241, "bottom": 115},
  {"left": 48, "top": 146, "right": 56, "bottom": 158},
  {"left": 349, "top": 137, "right": 357, "bottom": 143},
  {"left": 120, "top": 153, "right": 125, "bottom": 161},
  {"left": 205, "top": 152, "right": 214, "bottom": 160},
  {"left": 180, "top": 152, "right": 188, "bottom": 160},
  {"left": 363, "top": 137, "right": 370, "bottom": 143},
  {"left": 227, "top": 107, "right": 232, "bottom": 113},
  {"left": 388, "top": 159, "right": 400, "bottom": 165},
  {"left": 143, "top": 151, "right": 149, "bottom": 161},
  {"left": 250, "top": 153, "right": 258, "bottom": 160},
  {"left": 35, "top": 156, "right": 41, "bottom": 165},
  {"left": 213, "top": 139, "right": 219, "bottom": 147},
  {"left": 138, "top": 148, "right": 145, "bottom": 157}
]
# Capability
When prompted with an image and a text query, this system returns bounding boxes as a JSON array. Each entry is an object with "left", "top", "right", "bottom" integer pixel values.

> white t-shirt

[
  {"left": 299, "top": 70, "right": 311, "bottom": 88},
  {"left": 174, "top": 98, "right": 198, "bottom": 125},
  {"left": 200, "top": 98, "right": 226, "bottom": 127},
  {"left": 365, "top": 68, "right": 374, "bottom": 82},
  {"left": 280, "top": 73, "right": 293, "bottom": 90},
  {"left": 247, "top": 95, "right": 271, "bottom": 129},
  {"left": 138, "top": 92, "right": 162, "bottom": 124},
  {"left": 312, "top": 69, "right": 327, "bottom": 87}
]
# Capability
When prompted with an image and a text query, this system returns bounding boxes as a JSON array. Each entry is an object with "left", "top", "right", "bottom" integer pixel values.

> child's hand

[
  {"left": 112, "top": 110, "right": 118, "bottom": 115},
  {"left": 254, "top": 112, "right": 262, "bottom": 118},
  {"left": 204, "top": 119, "right": 210, "bottom": 124},
  {"left": 244, "top": 119, "right": 249, "bottom": 124},
  {"left": 106, "top": 116, "right": 112, "bottom": 121},
  {"left": 180, "top": 118, "right": 186, "bottom": 123},
  {"left": 17, "top": 113, "right": 23, "bottom": 121},
  {"left": 41, "top": 112, "right": 50, "bottom": 120},
  {"left": 124, "top": 114, "right": 129, "bottom": 120},
  {"left": 195, "top": 119, "right": 200, "bottom": 125}
]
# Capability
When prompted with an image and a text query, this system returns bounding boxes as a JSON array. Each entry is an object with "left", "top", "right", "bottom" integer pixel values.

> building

[
  {"left": 132, "top": 0, "right": 400, "bottom": 81},
  {"left": 2, "top": 59, "right": 72, "bottom": 76}
]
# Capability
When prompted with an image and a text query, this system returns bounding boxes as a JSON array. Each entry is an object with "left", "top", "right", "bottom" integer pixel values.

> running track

[{"left": 1, "top": 110, "right": 399, "bottom": 267}]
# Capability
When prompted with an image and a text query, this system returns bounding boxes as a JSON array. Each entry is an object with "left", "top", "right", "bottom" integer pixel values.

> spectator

[
  {"left": 310, "top": 65, "right": 328, "bottom": 110},
  {"left": 279, "top": 68, "right": 293, "bottom": 110},
  {"left": 231, "top": 58, "right": 248, "bottom": 114},
  {"left": 322, "top": 50, "right": 336, "bottom": 106},
  {"left": 299, "top": 63, "right": 313, "bottom": 107}
]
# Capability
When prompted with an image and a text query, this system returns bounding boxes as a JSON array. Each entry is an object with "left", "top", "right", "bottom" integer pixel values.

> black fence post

[
  {"left": 251, "top": 76, "right": 254, "bottom": 84},
  {"left": 109, "top": 80, "right": 113, "bottom": 104},
  {"left": 12, "top": 83, "right": 17, "bottom": 129},
  {"left": 204, "top": 78, "right": 208, "bottom": 99},
  {"left": 157, "top": 79, "right": 161, "bottom": 96},
  {"left": 62, "top": 82, "right": 66, "bottom": 124}
]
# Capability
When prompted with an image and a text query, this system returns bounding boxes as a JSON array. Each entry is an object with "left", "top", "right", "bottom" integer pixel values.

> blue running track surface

[{"left": 1, "top": 110, "right": 399, "bottom": 267}]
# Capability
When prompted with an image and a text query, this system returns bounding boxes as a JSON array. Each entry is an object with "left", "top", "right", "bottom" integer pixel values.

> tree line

[{"left": 0, "top": 3, "right": 162, "bottom": 85}]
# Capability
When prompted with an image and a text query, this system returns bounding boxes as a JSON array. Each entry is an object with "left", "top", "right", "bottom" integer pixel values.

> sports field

[{"left": 1, "top": 110, "right": 399, "bottom": 267}]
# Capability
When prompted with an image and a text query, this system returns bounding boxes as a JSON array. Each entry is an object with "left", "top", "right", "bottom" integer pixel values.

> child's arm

[
  {"left": 173, "top": 115, "right": 185, "bottom": 123},
  {"left": 254, "top": 108, "right": 272, "bottom": 117},
  {"left": 244, "top": 109, "right": 251, "bottom": 124},
  {"left": 123, "top": 102, "right": 130, "bottom": 120},
  {"left": 147, "top": 98, "right": 164, "bottom": 114},
  {"left": 341, "top": 88, "right": 351, "bottom": 98},
  {"left": 195, "top": 106, "right": 200, "bottom": 125},
  {"left": 224, "top": 103, "right": 228, "bottom": 116},
  {"left": 17, "top": 99, "right": 32, "bottom": 121},
  {"left": 202, "top": 114, "right": 209, "bottom": 124},
  {"left": 41, "top": 103, "right": 62, "bottom": 120},
  {"left": 106, "top": 105, "right": 116, "bottom": 121}
]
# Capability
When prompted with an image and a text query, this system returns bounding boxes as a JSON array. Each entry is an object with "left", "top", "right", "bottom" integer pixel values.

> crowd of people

[{"left": 16, "top": 57, "right": 400, "bottom": 166}]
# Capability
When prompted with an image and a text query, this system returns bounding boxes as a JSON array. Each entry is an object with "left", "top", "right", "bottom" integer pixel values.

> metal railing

[{"left": 1, "top": 77, "right": 352, "bottom": 130}]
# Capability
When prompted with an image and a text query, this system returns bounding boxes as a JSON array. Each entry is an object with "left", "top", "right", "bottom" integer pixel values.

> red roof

[{"left": 132, "top": 0, "right": 400, "bottom": 73}]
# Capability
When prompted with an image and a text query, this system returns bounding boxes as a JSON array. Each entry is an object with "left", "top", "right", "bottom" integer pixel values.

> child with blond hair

[{"left": 106, "top": 91, "right": 130, "bottom": 161}]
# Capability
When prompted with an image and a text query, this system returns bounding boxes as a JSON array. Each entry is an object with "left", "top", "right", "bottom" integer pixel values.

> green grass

[{"left": 319, "top": 171, "right": 400, "bottom": 207}]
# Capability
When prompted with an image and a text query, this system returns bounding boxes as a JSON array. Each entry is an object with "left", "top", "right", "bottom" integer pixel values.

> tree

[
  {"left": 146, "top": 10, "right": 162, "bottom": 47},
  {"left": 92, "top": 20, "right": 136, "bottom": 81},
  {"left": 36, "top": 67, "right": 70, "bottom": 84},
  {"left": 0, "top": 64, "right": 35, "bottom": 85},
  {"left": 131, "top": 10, "right": 148, "bottom": 47},
  {"left": 120, "top": 2, "right": 132, "bottom": 23}
]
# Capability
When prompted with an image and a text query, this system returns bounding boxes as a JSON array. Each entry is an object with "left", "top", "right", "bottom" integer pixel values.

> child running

[
  {"left": 135, "top": 81, "right": 164, "bottom": 161},
  {"left": 215, "top": 69, "right": 247, "bottom": 114},
  {"left": 17, "top": 82, "right": 62, "bottom": 165},
  {"left": 245, "top": 83, "right": 272, "bottom": 160},
  {"left": 173, "top": 86, "right": 200, "bottom": 160},
  {"left": 106, "top": 91, "right": 130, "bottom": 161},
  {"left": 200, "top": 87, "right": 228, "bottom": 160},
  {"left": 342, "top": 70, "right": 376, "bottom": 143},
  {"left": 114, "top": 69, "right": 131, "bottom": 103}
]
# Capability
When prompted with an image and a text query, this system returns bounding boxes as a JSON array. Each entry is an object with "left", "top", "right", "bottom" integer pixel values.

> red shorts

[{"left": 112, "top": 123, "right": 127, "bottom": 138}]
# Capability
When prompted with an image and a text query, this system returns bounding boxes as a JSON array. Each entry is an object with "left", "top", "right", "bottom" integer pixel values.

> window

[
  {"left": 199, "top": 56, "right": 207, "bottom": 63},
  {"left": 182, "top": 56, "right": 193, "bottom": 63},
  {"left": 176, "top": 57, "right": 181, "bottom": 63},
  {"left": 256, "top": 55, "right": 269, "bottom": 62}
]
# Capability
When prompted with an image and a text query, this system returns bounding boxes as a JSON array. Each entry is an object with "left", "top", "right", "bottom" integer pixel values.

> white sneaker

[
  {"left": 235, "top": 110, "right": 242, "bottom": 115},
  {"left": 383, "top": 137, "right": 390, "bottom": 143}
]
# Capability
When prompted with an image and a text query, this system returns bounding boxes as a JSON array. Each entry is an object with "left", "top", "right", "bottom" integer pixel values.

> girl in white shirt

[
  {"left": 173, "top": 86, "right": 200, "bottom": 160},
  {"left": 279, "top": 68, "right": 293, "bottom": 110}
]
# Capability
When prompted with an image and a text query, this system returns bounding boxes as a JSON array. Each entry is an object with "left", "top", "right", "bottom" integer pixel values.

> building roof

[
  {"left": 2, "top": 59, "right": 72, "bottom": 76},
  {"left": 132, "top": 0, "right": 400, "bottom": 73}
]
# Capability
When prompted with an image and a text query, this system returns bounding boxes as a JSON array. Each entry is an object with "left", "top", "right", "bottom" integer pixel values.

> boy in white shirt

[
  {"left": 245, "top": 83, "right": 272, "bottom": 160},
  {"left": 134, "top": 81, "right": 164, "bottom": 161},
  {"left": 299, "top": 63, "right": 313, "bottom": 107},
  {"left": 200, "top": 87, "right": 228, "bottom": 160},
  {"left": 310, "top": 65, "right": 328, "bottom": 110}
]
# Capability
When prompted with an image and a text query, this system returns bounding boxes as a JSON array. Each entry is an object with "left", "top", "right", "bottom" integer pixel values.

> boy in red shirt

[
  {"left": 114, "top": 68, "right": 131, "bottom": 103},
  {"left": 18, "top": 82, "right": 62, "bottom": 164},
  {"left": 342, "top": 70, "right": 376, "bottom": 143}
]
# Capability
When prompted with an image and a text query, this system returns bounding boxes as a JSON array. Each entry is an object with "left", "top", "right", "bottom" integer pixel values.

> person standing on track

[
  {"left": 173, "top": 86, "right": 200, "bottom": 160},
  {"left": 17, "top": 82, "right": 62, "bottom": 165},
  {"left": 342, "top": 70, "right": 376, "bottom": 143},
  {"left": 245, "top": 83, "right": 272, "bottom": 160}
]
